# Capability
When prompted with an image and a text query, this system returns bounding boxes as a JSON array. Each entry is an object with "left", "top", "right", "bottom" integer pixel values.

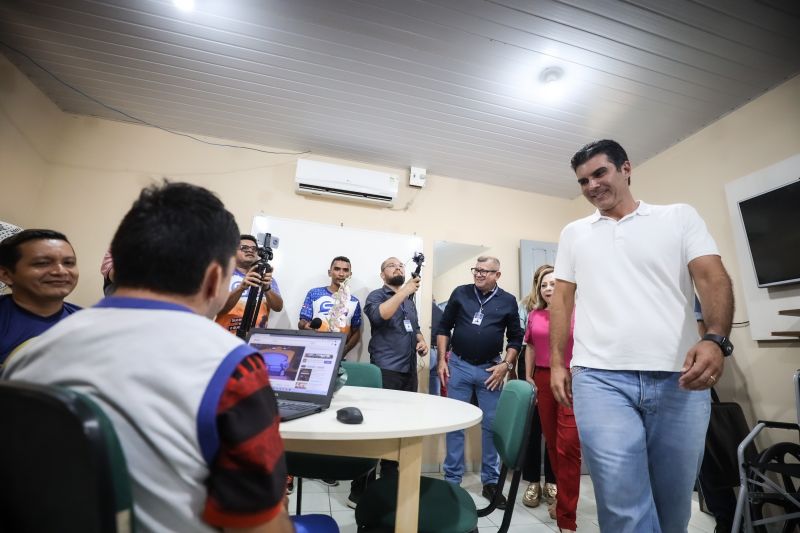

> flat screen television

[{"left": 738, "top": 179, "right": 800, "bottom": 288}]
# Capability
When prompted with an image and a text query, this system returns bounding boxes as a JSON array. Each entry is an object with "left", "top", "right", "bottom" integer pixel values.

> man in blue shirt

[
  {"left": 348, "top": 257, "right": 429, "bottom": 507},
  {"left": 364, "top": 257, "right": 428, "bottom": 392},
  {"left": 436, "top": 256, "right": 523, "bottom": 509},
  {"left": 0, "top": 229, "right": 81, "bottom": 365}
]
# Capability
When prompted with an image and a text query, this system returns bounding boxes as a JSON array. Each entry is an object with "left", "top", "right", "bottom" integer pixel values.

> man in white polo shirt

[{"left": 549, "top": 139, "right": 734, "bottom": 533}]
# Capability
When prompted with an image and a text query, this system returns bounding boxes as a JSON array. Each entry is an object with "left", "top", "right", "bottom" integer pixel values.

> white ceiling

[{"left": 1, "top": 0, "right": 799, "bottom": 198}]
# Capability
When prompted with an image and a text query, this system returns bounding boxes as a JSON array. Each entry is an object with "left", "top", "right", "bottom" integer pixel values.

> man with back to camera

[
  {"left": 216, "top": 234, "right": 283, "bottom": 333},
  {"left": 2, "top": 182, "right": 336, "bottom": 533},
  {"left": 436, "top": 256, "right": 523, "bottom": 510},
  {"left": 0, "top": 229, "right": 80, "bottom": 365},
  {"left": 549, "top": 139, "right": 734, "bottom": 533},
  {"left": 298, "top": 256, "right": 362, "bottom": 356}
]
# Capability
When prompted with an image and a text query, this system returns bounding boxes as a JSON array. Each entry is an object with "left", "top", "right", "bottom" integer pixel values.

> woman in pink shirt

[{"left": 524, "top": 264, "right": 581, "bottom": 533}]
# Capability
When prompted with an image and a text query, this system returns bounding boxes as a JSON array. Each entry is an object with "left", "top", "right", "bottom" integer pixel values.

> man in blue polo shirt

[
  {"left": 0, "top": 229, "right": 81, "bottom": 365},
  {"left": 436, "top": 256, "right": 523, "bottom": 509}
]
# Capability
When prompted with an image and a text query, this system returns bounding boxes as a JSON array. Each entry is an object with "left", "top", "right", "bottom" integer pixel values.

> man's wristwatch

[
  {"left": 503, "top": 360, "right": 515, "bottom": 371},
  {"left": 701, "top": 333, "right": 734, "bottom": 357}
]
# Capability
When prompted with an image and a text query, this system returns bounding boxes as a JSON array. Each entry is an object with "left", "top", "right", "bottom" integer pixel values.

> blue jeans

[
  {"left": 572, "top": 368, "right": 710, "bottom": 533},
  {"left": 443, "top": 353, "right": 501, "bottom": 486}
]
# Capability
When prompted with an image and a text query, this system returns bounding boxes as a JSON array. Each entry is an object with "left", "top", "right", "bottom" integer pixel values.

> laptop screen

[{"left": 246, "top": 328, "right": 346, "bottom": 401}]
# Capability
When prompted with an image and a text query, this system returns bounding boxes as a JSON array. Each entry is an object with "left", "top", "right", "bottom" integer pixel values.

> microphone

[{"left": 309, "top": 317, "right": 323, "bottom": 330}]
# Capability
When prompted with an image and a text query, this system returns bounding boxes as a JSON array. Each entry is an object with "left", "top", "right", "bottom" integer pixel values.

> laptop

[{"left": 246, "top": 328, "right": 347, "bottom": 421}]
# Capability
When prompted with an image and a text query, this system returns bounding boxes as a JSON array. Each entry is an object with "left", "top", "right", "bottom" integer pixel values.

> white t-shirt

[{"left": 554, "top": 201, "right": 718, "bottom": 371}]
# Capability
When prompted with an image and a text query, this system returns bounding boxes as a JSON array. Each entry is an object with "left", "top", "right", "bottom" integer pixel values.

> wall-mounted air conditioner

[{"left": 295, "top": 159, "right": 399, "bottom": 207}]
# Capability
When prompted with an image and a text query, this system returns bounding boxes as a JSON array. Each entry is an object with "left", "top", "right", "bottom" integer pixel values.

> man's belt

[{"left": 457, "top": 353, "right": 494, "bottom": 366}]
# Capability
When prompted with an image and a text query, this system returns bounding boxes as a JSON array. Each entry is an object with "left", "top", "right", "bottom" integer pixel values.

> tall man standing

[
  {"left": 0, "top": 229, "right": 80, "bottom": 365},
  {"left": 549, "top": 139, "right": 734, "bottom": 533},
  {"left": 299, "top": 256, "right": 362, "bottom": 356},
  {"left": 436, "top": 256, "right": 523, "bottom": 509},
  {"left": 216, "top": 234, "right": 283, "bottom": 333}
]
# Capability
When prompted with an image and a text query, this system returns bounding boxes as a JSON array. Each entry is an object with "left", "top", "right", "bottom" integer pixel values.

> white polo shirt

[{"left": 554, "top": 201, "right": 718, "bottom": 372}]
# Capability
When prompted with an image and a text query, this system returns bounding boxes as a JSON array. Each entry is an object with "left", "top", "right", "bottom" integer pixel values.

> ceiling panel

[{"left": 1, "top": 0, "right": 798, "bottom": 197}]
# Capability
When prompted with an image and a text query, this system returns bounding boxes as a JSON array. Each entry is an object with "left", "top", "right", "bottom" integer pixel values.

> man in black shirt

[{"left": 436, "top": 256, "right": 523, "bottom": 510}]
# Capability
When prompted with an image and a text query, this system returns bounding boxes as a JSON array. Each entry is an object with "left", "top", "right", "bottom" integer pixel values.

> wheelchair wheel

[{"left": 748, "top": 441, "right": 800, "bottom": 533}]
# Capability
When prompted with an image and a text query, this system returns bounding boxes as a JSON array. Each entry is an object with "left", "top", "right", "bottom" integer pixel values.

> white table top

[{"left": 280, "top": 386, "right": 482, "bottom": 440}]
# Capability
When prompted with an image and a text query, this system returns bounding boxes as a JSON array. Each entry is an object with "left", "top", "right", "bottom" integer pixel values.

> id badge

[
  {"left": 472, "top": 310, "right": 484, "bottom": 325},
  {"left": 403, "top": 319, "right": 413, "bottom": 332}
]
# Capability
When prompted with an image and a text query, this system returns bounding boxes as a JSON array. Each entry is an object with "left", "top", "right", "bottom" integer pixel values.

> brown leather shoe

[
  {"left": 481, "top": 483, "right": 507, "bottom": 510},
  {"left": 522, "top": 482, "right": 541, "bottom": 507}
]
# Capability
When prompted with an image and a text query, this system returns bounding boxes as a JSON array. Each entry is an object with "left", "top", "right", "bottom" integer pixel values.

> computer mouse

[{"left": 336, "top": 406, "right": 363, "bottom": 424}]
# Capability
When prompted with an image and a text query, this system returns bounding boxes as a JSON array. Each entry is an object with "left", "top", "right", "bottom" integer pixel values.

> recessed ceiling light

[
  {"left": 539, "top": 66, "right": 564, "bottom": 84},
  {"left": 173, "top": 0, "right": 194, "bottom": 12}
]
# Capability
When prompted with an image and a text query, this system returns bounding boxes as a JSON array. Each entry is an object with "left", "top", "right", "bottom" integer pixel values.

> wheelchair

[{"left": 731, "top": 370, "right": 800, "bottom": 533}]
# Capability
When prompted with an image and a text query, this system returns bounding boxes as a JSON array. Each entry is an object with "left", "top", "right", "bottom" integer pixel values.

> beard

[{"left": 388, "top": 274, "right": 405, "bottom": 286}]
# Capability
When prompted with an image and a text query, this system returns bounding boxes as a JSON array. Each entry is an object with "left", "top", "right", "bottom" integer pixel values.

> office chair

[
  {"left": 354, "top": 379, "right": 536, "bottom": 533},
  {"left": 287, "top": 361, "right": 383, "bottom": 515},
  {"left": 0, "top": 381, "right": 134, "bottom": 533}
]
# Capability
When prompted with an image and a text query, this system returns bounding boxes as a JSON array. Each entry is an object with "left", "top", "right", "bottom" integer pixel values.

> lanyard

[{"left": 473, "top": 285, "right": 499, "bottom": 311}]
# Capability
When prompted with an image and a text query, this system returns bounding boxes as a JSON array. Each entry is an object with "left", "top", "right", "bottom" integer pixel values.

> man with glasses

[
  {"left": 215, "top": 234, "right": 283, "bottom": 333},
  {"left": 436, "top": 256, "right": 523, "bottom": 509}
]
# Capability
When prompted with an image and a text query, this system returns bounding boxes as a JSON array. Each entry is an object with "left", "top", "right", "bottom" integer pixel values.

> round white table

[{"left": 280, "top": 386, "right": 482, "bottom": 533}]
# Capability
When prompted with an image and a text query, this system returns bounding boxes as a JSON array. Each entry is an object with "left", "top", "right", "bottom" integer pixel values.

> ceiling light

[
  {"left": 173, "top": 0, "right": 194, "bottom": 11},
  {"left": 539, "top": 66, "right": 564, "bottom": 84}
]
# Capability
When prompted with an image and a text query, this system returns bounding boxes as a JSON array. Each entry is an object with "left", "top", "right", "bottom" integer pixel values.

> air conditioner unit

[{"left": 295, "top": 159, "right": 399, "bottom": 207}]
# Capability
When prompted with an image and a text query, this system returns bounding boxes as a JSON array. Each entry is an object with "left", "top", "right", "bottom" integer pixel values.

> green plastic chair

[
  {"left": 287, "top": 361, "right": 383, "bottom": 514},
  {"left": 0, "top": 381, "right": 134, "bottom": 533},
  {"left": 354, "top": 379, "right": 535, "bottom": 533}
]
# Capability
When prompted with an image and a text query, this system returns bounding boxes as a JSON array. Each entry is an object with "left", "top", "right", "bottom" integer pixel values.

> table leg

[{"left": 394, "top": 436, "right": 423, "bottom": 533}]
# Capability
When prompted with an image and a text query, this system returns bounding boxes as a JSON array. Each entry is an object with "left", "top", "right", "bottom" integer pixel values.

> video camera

[{"left": 236, "top": 232, "right": 280, "bottom": 339}]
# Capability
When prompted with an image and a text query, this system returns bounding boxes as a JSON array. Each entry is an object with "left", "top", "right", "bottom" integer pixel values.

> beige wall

[
  {"left": 5, "top": 45, "right": 799, "bottom": 459},
  {"left": 597, "top": 75, "right": 800, "bottom": 435}
]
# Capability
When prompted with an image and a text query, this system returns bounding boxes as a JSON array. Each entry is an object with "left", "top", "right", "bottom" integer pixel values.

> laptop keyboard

[{"left": 278, "top": 399, "right": 313, "bottom": 412}]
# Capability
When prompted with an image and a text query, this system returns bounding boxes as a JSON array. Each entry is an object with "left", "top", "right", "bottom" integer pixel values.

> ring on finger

[{"left": 707, "top": 375, "right": 716, "bottom": 385}]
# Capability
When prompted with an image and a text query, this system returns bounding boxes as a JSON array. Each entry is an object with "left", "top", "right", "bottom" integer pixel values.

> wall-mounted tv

[{"left": 738, "top": 179, "right": 800, "bottom": 288}]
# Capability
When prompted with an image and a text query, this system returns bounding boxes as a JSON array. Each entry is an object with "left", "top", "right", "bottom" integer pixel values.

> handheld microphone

[{"left": 309, "top": 317, "right": 323, "bottom": 330}]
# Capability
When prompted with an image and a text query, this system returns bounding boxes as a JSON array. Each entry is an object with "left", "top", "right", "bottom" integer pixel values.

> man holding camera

[
  {"left": 364, "top": 257, "right": 428, "bottom": 392},
  {"left": 215, "top": 234, "right": 283, "bottom": 333}
]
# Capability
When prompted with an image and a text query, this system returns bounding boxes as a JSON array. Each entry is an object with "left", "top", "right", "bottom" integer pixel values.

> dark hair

[
  {"left": 240, "top": 234, "right": 257, "bottom": 246},
  {"left": 0, "top": 229, "right": 70, "bottom": 271},
  {"left": 110, "top": 182, "right": 239, "bottom": 296},
  {"left": 330, "top": 256, "right": 351, "bottom": 268},
  {"left": 570, "top": 139, "right": 629, "bottom": 172}
]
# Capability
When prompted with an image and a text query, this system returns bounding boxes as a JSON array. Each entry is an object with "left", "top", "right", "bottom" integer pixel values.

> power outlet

[{"left": 409, "top": 166, "right": 427, "bottom": 188}]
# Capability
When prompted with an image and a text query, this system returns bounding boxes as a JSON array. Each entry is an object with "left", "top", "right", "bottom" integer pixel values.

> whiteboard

[{"left": 251, "top": 216, "right": 424, "bottom": 361}]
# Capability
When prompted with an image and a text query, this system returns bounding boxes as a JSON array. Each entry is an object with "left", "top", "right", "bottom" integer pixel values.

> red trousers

[{"left": 534, "top": 367, "right": 582, "bottom": 531}]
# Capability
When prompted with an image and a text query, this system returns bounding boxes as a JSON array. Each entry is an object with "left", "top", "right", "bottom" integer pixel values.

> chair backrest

[
  {"left": 492, "top": 380, "right": 536, "bottom": 470},
  {"left": 0, "top": 381, "right": 134, "bottom": 533},
  {"left": 341, "top": 361, "right": 383, "bottom": 388}
]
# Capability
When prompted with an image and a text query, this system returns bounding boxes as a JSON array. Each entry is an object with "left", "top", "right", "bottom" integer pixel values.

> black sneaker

[
  {"left": 319, "top": 478, "right": 340, "bottom": 487},
  {"left": 482, "top": 483, "right": 507, "bottom": 510}
]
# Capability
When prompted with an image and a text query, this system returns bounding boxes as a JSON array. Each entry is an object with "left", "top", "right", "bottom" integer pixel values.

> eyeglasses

[
  {"left": 383, "top": 262, "right": 405, "bottom": 270},
  {"left": 239, "top": 245, "right": 258, "bottom": 253},
  {"left": 471, "top": 268, "right": 498, "bottom": 277}
]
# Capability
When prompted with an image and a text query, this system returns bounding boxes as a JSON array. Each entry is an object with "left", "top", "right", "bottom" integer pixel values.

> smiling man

[
  {"left": 0, "top": 229, "right": 80, "bottom": 365},
  {"left": 436, "top": 256, "right": 523, "bottom": 510},
  {"left": 549, "top": 139, "right": 734, "bottom": 533}
]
